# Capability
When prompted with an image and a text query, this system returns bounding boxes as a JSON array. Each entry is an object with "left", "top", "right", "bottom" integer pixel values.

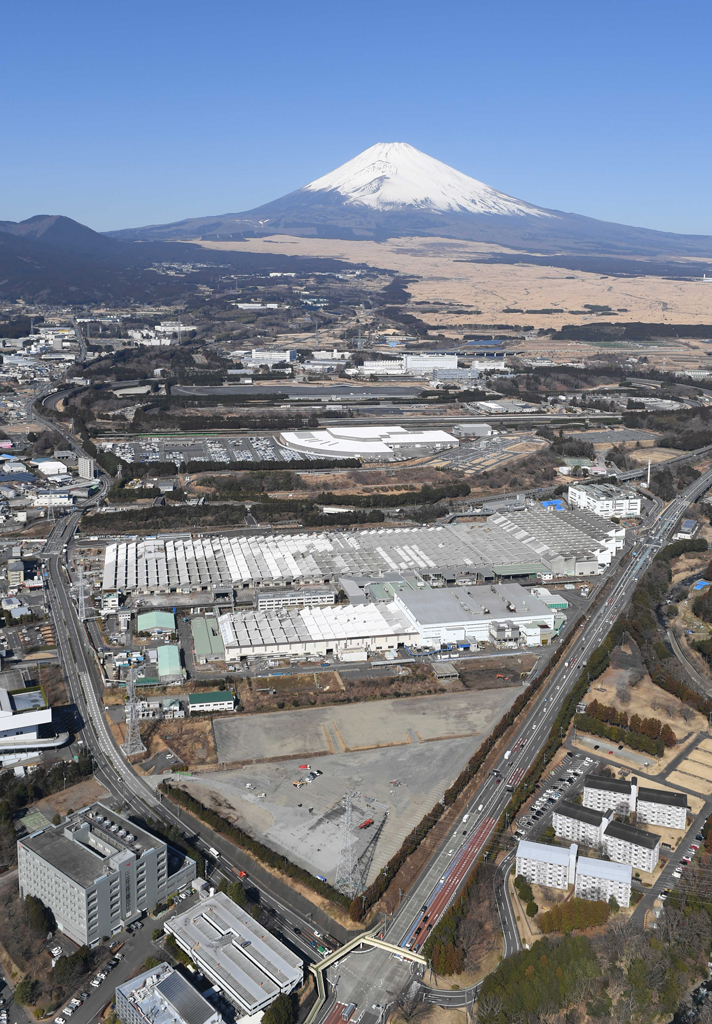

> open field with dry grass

[{"left": 196, "top": 235, "right": 712, "bottom": 334}]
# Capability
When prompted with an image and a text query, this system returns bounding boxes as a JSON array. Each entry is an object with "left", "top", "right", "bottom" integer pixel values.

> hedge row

[
  {"left": 158, "top": 783, "right": 349, "bottom": 909},
  {"left": 355, "top": 615, "right": 586, "bottom": 916}
]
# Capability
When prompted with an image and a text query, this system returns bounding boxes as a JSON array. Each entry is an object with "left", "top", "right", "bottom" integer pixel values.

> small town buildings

[
  {"left": 515, "top": 840, "right": 577, "bottom": 890},
  {"left": 636, "top": 787, "right": 688, "bottom": 830},
  {"left": 575, "top": 857, "right": 632, "bottom": 907},
  {"left": 583, "top": 774, "right": 637, "bottom": 816},
  {"left": 603, "top": 819, "right": 660, "bottom": 873}
]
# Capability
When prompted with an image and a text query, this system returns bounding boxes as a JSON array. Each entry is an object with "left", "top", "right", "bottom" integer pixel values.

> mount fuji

[{"left": 110, "top": 142, "right": 712, "bottom": 258}]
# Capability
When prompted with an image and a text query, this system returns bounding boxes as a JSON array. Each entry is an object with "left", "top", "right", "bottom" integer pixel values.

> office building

[
  {"left": 574, "top": 857, "right": 632, "bottom": 908},
  {"left": 515, "top": 840, "right": 577, "bottom": 890},
  {"left": 78, "top": 456, "right": 95, "bottom": 480},
  {"left": 116, "top": 963, "right": 222, "bottom": 1024},
  {"left": 567, "top": 483, "right": 641, "bottom": 518},
  {"left": 636, "top": 787, "right": 688, "bottom": 830},
  {"left": 165, "top": 893, "right": 302, "bottom": 1016},
  {"left": 18, "top": 804, "right": 196, "bottom": 946},
  {"left": 552, "top": 801, "right": 608, "bottom": 848},
  {"left": 583, "top": 775, "right": 637, "bottom": 816},
  {"left": 603, "top": 819, "right": 660, "bottom": 873}
]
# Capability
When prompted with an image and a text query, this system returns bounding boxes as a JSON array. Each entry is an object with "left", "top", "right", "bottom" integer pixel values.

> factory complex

[
  {"left": 102, "top": 508, "right": 624, "bottom": 597},
  {"left": 278, "top": 424, "right": 458, "bottom": 459}
]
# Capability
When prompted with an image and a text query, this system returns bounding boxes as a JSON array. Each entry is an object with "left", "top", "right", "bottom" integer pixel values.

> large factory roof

[
  {"left": 218, "top": 601, "right": 412, "bottom": 649},
  {"left": 395, "top": 583, "right": 553, "bottom": 627},
  {"left": 101, "top": 508, "right": 618, "bottom": 595}
]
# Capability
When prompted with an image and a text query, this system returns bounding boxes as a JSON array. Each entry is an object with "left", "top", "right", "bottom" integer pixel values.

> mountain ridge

[{"left": 107, "top": 142, "right": 712, "bottom": 259}]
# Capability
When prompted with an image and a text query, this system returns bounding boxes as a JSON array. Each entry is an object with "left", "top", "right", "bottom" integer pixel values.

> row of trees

[{"left": 538, "top": 897, "right": 612, "bottom": 934}]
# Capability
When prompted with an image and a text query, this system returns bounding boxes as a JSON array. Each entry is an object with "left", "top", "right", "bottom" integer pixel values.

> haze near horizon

[{"left": 3, "top": 0, "right": 711, "bottom": 235}]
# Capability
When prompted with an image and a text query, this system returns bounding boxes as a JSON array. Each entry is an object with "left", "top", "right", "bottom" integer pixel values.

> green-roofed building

[
  {"left": 188, "top": 691, "right": 235, "bottom": 714},
  {"left": 157, "top": 644, "right": 183, "bottom": 683},
  {"left": 137, "top": 611, "right": 176, "bottom": 634},
  {"left": 191, "top": 616, "right": 225, "bottom": 664}
]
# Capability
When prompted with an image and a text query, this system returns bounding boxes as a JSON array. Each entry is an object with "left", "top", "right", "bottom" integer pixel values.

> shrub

[{"left": 526, "top": 901, "right": 538, "bottom": 918}]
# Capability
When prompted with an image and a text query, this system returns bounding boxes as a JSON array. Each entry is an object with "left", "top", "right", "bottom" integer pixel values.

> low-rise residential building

[
  {"left": 6, "top": 559, "right": 24, "bottom": 586},
  {"left": 583, "top": 774, "right": 637, "bottom": 816},
  {"left": 636, "top": 786, "right": 688, "bottom": 830},
  {"left": 18, "top": 804, "right": 196, "bottom": 946},
  {"left": 603, "top": 820, "right": 660, "bottom": 873},
  {"left": 515, "top": 840, "right": 577, "bottom": 890},
  {"left": 116, "top": 962, "right": 222, "bottom": 1024},
  {"left": 188, "top": 692, "right": 235, "bottom": 714},
  {"left": 567, "top": 483, "right": 641, "bottom": 518},
  {"left": 575, "top": 856, "right": 632, "bottom": 907},
  {"left": 552, "top": 801, "right": 609, "bottom": 848},
  {"left": 165, "top": 892, "right": 302, "bottom": 1016}
]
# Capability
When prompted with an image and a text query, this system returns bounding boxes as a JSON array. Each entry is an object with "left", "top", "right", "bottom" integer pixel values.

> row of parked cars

[
  {"left": 660, "top": 829, "right": 705, "bottom": 900},
  {"left": 88, "top": 952, "right": 123, "bottom": 992},
  {"left": 514, "top": 754, "right": 594, "bottom": 839}
]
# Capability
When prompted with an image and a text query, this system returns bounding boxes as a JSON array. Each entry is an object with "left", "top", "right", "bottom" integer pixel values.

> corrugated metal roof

[{"left": 156, "top": 970, "right": 216, "bottom": 1024}]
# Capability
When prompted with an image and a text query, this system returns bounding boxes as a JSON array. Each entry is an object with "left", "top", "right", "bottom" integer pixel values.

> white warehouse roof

[{"left": 279, "top": 425, "right": 458, "bottom": 457}]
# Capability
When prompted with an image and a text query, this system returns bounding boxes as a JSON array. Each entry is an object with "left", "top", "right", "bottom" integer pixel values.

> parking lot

[
  {"left": 98, "top": 434, "right": 328, "bottom": 467},
  {"left": 514, "top": 751, "right": 600, "bottom": 841}
]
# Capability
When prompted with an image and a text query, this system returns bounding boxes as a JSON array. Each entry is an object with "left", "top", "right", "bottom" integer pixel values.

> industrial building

[
  {"left": 157, "top": 645, "right": 183, "bottom": 683},
  {"left": 515, "top": 840, "right": 578, "bottom": 890},
  {"left": 255, "top": 586, "right": 336, "bottom": 611},
  {"left": 102, "top": 511, "right": 625, "bottom": 598},
  {"left": 218, "top": 602, "right": 415, "bottom": 662},
  {"left": 188, "top": 692, "right": 235, "bottom": 713},
  {"left": 18, "top": 804, "right": 196, "bottom": 946},
  {"left": 392, "top": 582, "right": 556, "bottom": 647},
  {"left": 356, "top": 353, "right": 457, "bottom": 376},
  {"left": 574, "top": 857, "right": 632, "bottom": 908},
  {"left": 583, "top": 775, "right": 637, "bottom": 816},
  {"left": 602, "top": 819, "right": 660, "bottom": 873},
  {"left": 636, "top": 787, "right": 688, "bottom": 830},
  {"left": 136, "top": 611, "right": 176, "bottom": 634},
  {"left": 116, "top": 963, "right": 222, "bottom": 1024},
  {"left": 165, "top": 893, "right": 302, "bottom": 1017},
  {"left": 278, "top": 424, "right": 458, "bottom": 460},
  {"left": 567, "top": 483, "right": 641, "bottom": 518},
  {"left": 191, "top": 616, "right": 225, "bottom": 663}
]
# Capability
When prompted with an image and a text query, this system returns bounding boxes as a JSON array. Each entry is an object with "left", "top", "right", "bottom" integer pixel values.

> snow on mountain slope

[{"left": 301, "top": 142, "right": 551, "bottom": 218}]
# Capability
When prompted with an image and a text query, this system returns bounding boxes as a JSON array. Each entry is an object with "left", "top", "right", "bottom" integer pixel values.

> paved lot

[{"left": 175, "top": 688, "right": 521, "bottom": 886}]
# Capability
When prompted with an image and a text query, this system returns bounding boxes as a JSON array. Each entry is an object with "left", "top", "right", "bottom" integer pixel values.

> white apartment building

[
  {"left": 636, "top": 787, "right": 688, "bottom": 830},
  {"left": 575, "top": 857, "right": 632, "bottom": 908},
  {"left": 583, "top": 774, "right": 637, "bottom": 816},
  {"left": 567, "top": 483, "right": 641, "bottom": 518},
  {"left": 552, "top": 801, "right": 609, "bottom": 848},
  {"left": 18, "top": 804, "right": 196, "bottom": 946},
  {"left": 515, "top": 840, "right": 577, "bottom": 890},
  {"left": 602, "top": 820, "right": 660, "bottom": 873},
  {"left": 78, "top": 456, "right": 95, "bottom": 480}
]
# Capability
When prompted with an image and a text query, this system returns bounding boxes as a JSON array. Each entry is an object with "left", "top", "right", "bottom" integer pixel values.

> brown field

[
  {"left": 140, "top": 716, "right": 217, "bottom": 764},
  {"left": 35, "top": 777, "right": 109, "bottom": 819},
  {"left": 196, "top": 234, "right": 712, "bottom": 333}
]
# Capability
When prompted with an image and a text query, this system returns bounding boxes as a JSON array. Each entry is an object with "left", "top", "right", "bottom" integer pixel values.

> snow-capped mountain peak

[{"left": 301, "top": 142, "right": 550, "bottom": 218}]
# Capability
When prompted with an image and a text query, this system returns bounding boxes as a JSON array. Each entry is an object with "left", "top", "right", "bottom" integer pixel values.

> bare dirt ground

[
  {"left": 457, "top": 654, "right": 536, "bottom": 690},
  {"left": 196, "top": 235, "right": 712, "bottom": 331},
  {"left": 40, "top": 663, "right": 69, "bottom": 706},
  {"left": 35, "top": 777, "right": 109, "bottom": 818},
  {"left": 141, "top": 717, "right": 216, "bottom": 764}
]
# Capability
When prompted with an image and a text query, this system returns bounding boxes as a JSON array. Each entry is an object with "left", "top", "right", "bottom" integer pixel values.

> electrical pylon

[
  {"left": 334, "top": 791, "right": 361, "bottom": 898},
  {"left": 122, "top": 667, "right": 146, "bottom": 757}
]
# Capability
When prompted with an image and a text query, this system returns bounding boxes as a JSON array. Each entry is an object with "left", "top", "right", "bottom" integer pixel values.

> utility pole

[{"left": 78, "top": 565, "right": 86, "bottom": 622}]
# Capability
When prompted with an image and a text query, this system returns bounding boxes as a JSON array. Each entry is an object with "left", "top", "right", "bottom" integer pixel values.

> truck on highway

[
  {"left": 503, "top": 750, "right": 512, "bottom": 760},
  {"left": 208, "top": 847, "right": 220, "bottom": 859}
]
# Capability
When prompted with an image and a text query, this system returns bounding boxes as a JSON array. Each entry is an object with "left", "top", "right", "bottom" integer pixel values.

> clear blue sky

[{"left": 3, "top": 0, "right": 711, "bottom": 234}]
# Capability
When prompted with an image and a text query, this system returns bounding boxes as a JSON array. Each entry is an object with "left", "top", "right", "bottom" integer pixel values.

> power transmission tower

[
  {"left": 123, "top": 667, "right": 146, "bottom": 758},
  {"left": 334, "top": 791, "right": 361, "bottom": 898}
]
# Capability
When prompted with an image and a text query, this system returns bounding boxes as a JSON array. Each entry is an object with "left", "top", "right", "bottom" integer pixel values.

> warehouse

[
  {"left": 218, "top": 602, "right": 416, "bottom": 662},
  {"left": 136, "top": 611, "right": 176, "bottom": 634},
  {"left": 278, "top": 424, "right": 459, "bottom": 460},
  {"left": 157, "top": 645, "right": 183, "bottom": 683},
  {"left": 392, "top": 582, "right": 556, "bottom": 647},
  {"left": 191, "top": 616, "right": 225, "bottom": 663},
  {"left": 102, "top": 512, "right": 623, "bottom": 597}
]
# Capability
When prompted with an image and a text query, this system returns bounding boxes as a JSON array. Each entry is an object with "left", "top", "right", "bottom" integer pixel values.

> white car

[
  {"left": 55, "top": 1018, "right": 66, "bottom": 1024},
  {"left": 63, "top": 1008, "right": 74, "bottom": 1016}
]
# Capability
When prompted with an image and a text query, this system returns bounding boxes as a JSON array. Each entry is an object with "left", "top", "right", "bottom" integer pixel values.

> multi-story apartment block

[
  {"left": 116, "top": 963, "right": 221, "bottom": 1024},
  {"left": 552, "top": 801, "right": 609, "bottom": 848},
  {"left": 603, "top": 820, "right": 660, "bottom": 873},
  {"left": 18, "top": 804, "right": 196, "bottom": 946},
  {"left": 636, "top": 787, "right": 688, "bottom": 830},
  {"left": 515, "top": 840, "right": 577, "bottom": 891},
  {"left": 575, "top": 856, "right": 632, "bottom": 908},
  {"left": 583, "top": 774, "right": 637, "bottom": 816}
]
